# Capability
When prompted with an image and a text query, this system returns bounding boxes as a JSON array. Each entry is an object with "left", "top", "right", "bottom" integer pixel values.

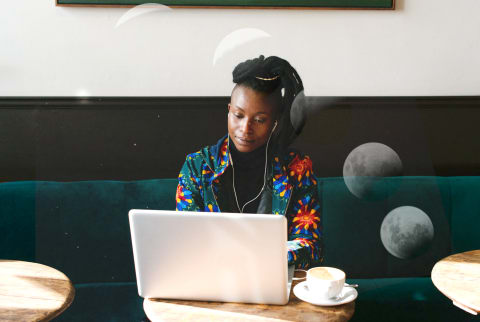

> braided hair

[{"left": 232, "top": 55, "right": 304, "bottom": 153}]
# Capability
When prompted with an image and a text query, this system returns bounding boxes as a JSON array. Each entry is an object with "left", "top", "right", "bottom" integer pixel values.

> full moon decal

[
  {"left": 380, "top": 206, "right": 434, "bottom": 259},
  {"left": 343, "top": 142, "right": 403, "bottom": 199}
]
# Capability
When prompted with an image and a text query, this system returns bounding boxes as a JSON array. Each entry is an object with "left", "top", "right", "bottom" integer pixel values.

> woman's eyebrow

[{"left": 234, "top": 106, "right": 268, "bottom": 116}]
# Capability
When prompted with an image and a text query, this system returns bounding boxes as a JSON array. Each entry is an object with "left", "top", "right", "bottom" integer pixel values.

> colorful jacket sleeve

[
  {"left": 175, "top": 154, "right": 204, "bottom": 212},
  {"left": 286, "top": 155, "right": 323, "bottom": 268}
]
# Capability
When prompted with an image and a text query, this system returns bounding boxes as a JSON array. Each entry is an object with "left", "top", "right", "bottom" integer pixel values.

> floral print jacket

[{"left": 176, "top": 135, "right": 323, "bottom": 268}]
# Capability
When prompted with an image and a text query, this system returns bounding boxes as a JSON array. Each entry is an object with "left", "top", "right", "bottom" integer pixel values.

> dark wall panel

[{"left": 0, "top": 97, "right": 479, "bottom": 181}]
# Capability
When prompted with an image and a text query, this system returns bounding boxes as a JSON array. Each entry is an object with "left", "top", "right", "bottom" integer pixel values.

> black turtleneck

[{"left": 229, "top": 142, "right": 267, "bottom": 214}]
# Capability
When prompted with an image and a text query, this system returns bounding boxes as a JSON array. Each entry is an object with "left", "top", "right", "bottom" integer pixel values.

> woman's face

[{"left": 228, "top": 85, "right": 278, "bottom": 153}]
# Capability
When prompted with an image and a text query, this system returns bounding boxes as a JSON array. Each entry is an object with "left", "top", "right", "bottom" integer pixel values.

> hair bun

[
  {"left": 233, "top": 55, "right": 289, "bottom": 93},
  {"left": 233, "top": 55, "right": 267, "bottom": 83}
]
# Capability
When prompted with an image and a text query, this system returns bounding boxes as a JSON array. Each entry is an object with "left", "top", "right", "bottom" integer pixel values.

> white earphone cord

[{"left": 230, "top": 121, "right": 277, "bottom": 213}]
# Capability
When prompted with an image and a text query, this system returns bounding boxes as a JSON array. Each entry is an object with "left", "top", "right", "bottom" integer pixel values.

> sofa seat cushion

[
  {"left": 56, "top": 282, "right": 146, "bottom": 322},
  {"left": 347, "top": 277, "right": 476, "bottom": 322}
]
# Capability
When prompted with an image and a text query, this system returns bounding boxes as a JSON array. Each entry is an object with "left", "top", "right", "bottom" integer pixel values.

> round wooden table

[
  {"left": 431, "top": 249, "right": 480, "bottom": 315},
  {"left": 0, "top": 260, "right": 75, "bottom": 322},
  {"left": 143, "top": 272, "right": 355, "bottom": 322}
]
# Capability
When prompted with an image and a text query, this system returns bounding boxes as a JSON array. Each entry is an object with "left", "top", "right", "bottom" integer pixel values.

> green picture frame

[{"left": 56, "top": 0, "right": 395, "bottom": 9}]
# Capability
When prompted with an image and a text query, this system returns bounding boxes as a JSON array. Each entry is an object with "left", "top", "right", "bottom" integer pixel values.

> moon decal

[
  {"left": 290, "top": 91, "right": 341, "bottom": 132},
  {"left": 115, "top": 4, "right": 172, "bottom": 29},
  {"left": 343, "top": 142, "right": 403, "bottom": 199},
  {"left": 380, "top": 206, "right": 434, "bottom": 259},
  {"left": 212, "top": 28, "right": 271, "bottom": 66}
]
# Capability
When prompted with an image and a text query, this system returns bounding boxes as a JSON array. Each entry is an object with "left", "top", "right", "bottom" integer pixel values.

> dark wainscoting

[{"left": 0, "top": 96, "right": 479, "bottom": 181}]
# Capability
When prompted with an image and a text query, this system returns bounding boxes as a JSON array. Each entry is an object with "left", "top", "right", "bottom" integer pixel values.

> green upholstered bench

[
  {"left": 0, "top": 179, "right": 175, "bottom": 322},
  {"left": 1, "top": 177, "right": 479, "bottom": 321},
  {"left": 321, "top": 176, "right": 480, "bottom": 322}
]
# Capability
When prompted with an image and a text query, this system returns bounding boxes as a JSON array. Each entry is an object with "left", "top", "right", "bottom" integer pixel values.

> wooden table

[
  {"left": 0, "top": 260, "right": 75, "bottom": 322},
  {"left": 143, "top": 272, "right": 355, "bottom": 322},
  {"left": 431, "top": 249, "right": 480, "bottom": 315}
]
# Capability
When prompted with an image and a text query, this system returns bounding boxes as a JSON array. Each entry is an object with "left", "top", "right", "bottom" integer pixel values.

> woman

[{"left": 176, "top": 55, "right": 322, "bottom": 269}]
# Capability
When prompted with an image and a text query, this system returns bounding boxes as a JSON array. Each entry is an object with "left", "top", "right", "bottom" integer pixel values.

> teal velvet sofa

[{"left": 1, "top": 177, "right": 479, "bottom": 321}]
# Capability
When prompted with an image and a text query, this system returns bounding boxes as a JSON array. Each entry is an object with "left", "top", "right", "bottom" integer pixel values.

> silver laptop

[{"left": 128, "top": 209, "right": 295, "bottom": 305}]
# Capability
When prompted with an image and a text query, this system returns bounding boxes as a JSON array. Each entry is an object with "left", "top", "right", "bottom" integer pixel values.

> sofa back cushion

[
  {"left": 320, "top": 176, "right": 452, "bottom": 278},
  {"left": 0, "top": 181, "right": 36, "bottom": 261},
  {"left": 34, "top": 179, "right": 178, "bottom": 284},
  {"left": 3, "top": 176, "right": 479, "bottom": 283},
  {"left": 449, "top": 176, "right": 480, "bottom": 253}
]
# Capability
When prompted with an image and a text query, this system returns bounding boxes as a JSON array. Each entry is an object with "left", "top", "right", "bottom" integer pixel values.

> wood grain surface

[
  {"left": 431, "top": 249, "right": 480, "bottom": 315},
  {"left": 143, "top": 273, "right": 355, "bottom": 322},
  {"left": 0, "top": 260, "right": 75, "bottom": 322}
]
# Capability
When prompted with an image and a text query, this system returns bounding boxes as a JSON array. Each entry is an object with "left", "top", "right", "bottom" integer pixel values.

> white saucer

[{"left": 293, "top": 281, "right": 358, "bottom": 306}]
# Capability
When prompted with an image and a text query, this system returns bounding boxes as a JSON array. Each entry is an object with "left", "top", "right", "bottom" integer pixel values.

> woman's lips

[{"left": 236, "top": 137, "right": 254, "bottom": 145}]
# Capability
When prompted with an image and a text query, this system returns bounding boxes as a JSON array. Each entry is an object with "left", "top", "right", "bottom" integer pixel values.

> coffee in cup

[{"left": 306, "top": 267, "right": 345, "bottom": 299}]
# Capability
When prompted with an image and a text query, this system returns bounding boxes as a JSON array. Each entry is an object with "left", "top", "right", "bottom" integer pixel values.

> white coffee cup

[{"left": 306, "top": 267, "right": 346, "bottom": 299}]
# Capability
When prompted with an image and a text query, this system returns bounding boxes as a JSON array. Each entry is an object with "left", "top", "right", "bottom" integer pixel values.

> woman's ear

[{"left": 227, "top": 103, "right": 231, "bottom": 112}]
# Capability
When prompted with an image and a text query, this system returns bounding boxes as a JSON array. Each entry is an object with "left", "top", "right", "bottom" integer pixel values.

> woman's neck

[{"left": 230, "top": 141, "right": 267, "bottom": 170}]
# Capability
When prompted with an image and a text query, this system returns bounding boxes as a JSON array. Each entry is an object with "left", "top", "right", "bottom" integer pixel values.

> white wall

[{"left": 1, "top": 0, "right": 480, "bottom": 96}]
